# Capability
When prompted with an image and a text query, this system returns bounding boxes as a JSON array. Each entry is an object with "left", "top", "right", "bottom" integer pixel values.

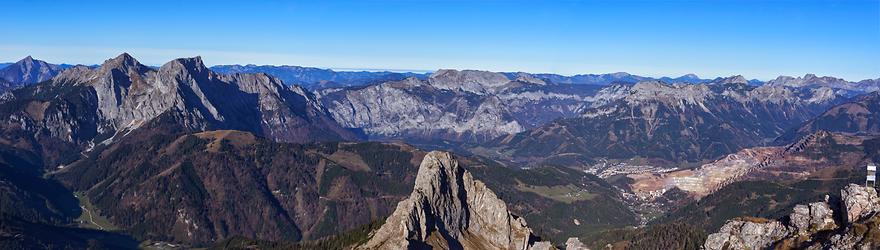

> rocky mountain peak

[
  {"left": 359, "top": 151, "right": 549, "bottom": 249},
  {"left": 8, "top": 54, "right": 357, "bottom": 145},
  {"left": 767, "top": 74, "right": 853, "bottom": 90},
  {"left": 626, "top": 80, "right": 712, "bottom": 105},
  {"left": 770, "top": 75, "right": 796, "bottom": 84},
  {"left": 157, "top": 56, "right": 213, "bottom": 88},
  {"left": 725, "top": 75, "right": 748, "bottom": 84},
  {"left": 162, "top": 56, "right": 208, "bottom": 73},
  {"left": 510, "top": 72, "right": 547, "bottom": 85},
  {"left": 428, "top": 69, "right": 512, "bottom": 94},
  {"left": 101, "top": 53, "right": 151, "bottom": 74},
  {"left": 630, "top": 80, "right": 665, "bottom": 89},
  {"left": 610, "top": 72, "right": 632, "bottom": 78},
  {"left": 107, "top": 52, "right": 135, "bottom": 64},
  {"left": 0, "top": 56, "right": 63, "bottom": 86},
  {"left": 19, "top": 55, "right": 35, "bottom": 63},
  {"left": 682, "top": 73, "right": 700, "bottom": 79}
]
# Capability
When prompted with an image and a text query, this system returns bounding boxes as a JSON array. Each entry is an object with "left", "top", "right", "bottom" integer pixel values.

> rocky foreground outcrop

[
  {"left": 841, "top": 184, "right": 880, "bottom": 224},
  {"left": 358, "top": 151, "right": 551, "bottom": 250},
  {"left": 705, "top": 184, "right": 880, "bottom": 249},
  {"left": 704, "top": 218, "right": 791, "bottom": 250}
]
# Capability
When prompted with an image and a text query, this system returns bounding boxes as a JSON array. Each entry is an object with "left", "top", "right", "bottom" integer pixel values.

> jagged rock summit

[
  {"left": 0, "top": 56, "right": 63, "bottom": 90},
  {"left": 0, "top": 53, "right": 356, "bottom": 158},
  {"left": 711, "top": 75, "right": 748, "bottom": 84},
  {"left": 428, "top": 69, "right": 515, "bottom": 94},
  {"left": 359, "top": 151, "right": 550, "bottom": 250}
]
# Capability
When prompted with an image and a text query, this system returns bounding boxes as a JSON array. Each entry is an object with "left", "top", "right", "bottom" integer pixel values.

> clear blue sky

[{"left": 1, "top": 0, "right": 878, "bottom": 80}]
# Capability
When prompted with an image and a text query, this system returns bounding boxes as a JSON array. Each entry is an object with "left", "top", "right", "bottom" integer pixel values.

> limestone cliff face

[
  {"left": 319, "top": 77, "right": 525, "bottom": 142},
  {"left": 705, "top": 184, "right": 880, "bottom": 250},
  {"left": 427, "top": 69, "right": 516, "bottom": 95},
  {"left": 318, "top": 70, "right": 601, "bottom": 143},
  {"left": 766, "top": 74, "right": 875, "bottom": 92},
  {"left": 359, "top": 151, "right": 548, "bottom": 250},
  {"left": 3, "top": 53, "right": 356, "bottom": 148}
]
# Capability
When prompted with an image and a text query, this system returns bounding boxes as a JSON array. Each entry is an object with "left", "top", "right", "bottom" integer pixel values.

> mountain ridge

[
  {"left": 0, "top": 53, "right": 358, "bottom": 172},
  {"left": 485, "top": 81, "right": 846, "bottom": 165},
  {"left": 0, "top": 56, "right": 65, "bottom": 91},
  {"left": 777, "top": 91, "right": 880, "bottom": 143}
]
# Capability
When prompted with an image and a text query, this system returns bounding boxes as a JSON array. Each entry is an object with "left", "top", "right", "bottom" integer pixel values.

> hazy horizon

[{"left": 2, "top": 0, "right": 878, "bottom": 80}]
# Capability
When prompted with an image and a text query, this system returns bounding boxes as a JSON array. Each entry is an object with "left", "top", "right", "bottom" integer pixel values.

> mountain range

[
  {"left": 317, "top": 70, "right": 604, "bottom": 143},
  {"left": 777, "top": 91, "right": 880, "bottom": 143},
  {"left": 0, "top": 53, "right": 357, "bottom": 172},
  {"left": 3, "top": 53, "right": 880, "bottom": 249},
  {"left": 6, "top": 56, "right": 877, "bottom": 150},
  {"left": 5, "top": 56, "right": 878, "bottom": 94},
  {"left": 485, "top": 80, "right": 847, "bottom": 165},
  {"left": 767, "top": 74, "right": 880, "bottom": 92},
  {"left": 210, "top": 64, "right": 429, "bottom": 90}
]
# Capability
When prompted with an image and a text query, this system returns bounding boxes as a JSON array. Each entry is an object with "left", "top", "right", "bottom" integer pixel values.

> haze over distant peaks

[
  {"left": 711, "top": 75, "right": 749, "bottom": 84},
  {"left": 767, "top": 73, "right": 879, "bottom": 92},
  {"left": 210, "top": 64, "right": 428, "bottom": 90}
]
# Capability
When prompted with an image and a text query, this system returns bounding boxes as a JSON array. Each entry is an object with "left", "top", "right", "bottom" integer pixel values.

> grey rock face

[
  {"left": 4, "top": 53, "right": 356, "bottom": 148},
  {"left": 529, "top": 241, "right": 555, "bottom": 250},
  {"left": 789, "top": 197, "right": 836, "bottom": 235},
  {"left": 827, "top": 233, "right": 876, "bottom": 250},
  {"left": 591, "top": 80, "right": 841, "bottom": 108},
  {"left": 767, "top": 74, "right": 879, "bottom": 92},
  {"left": 841, "top": 184, "right": 880, "bottom": 223},
  {"left": 318, "top": 73, "right": 599, "bottom": 142},
  {"left": 565, "top": 237, "right": 589, "bottom": 250},
  {"left": 711, "top": 75, "right": 749, "bottom": 84},
  {"left": 322, "top": 70, "right": 849, "bottom": 145},
  {"left": 510, "top": 72, "right": 548, "bottom": 85},
  {"left": 704, "top": 219, "right": 790, "bottom": 250},
  {"left": 428, "top": 69, "right": 513, "bottom": 95},
  {"left": 359, "top": 151, "right": 548, "bottom": 250},
  {"left": 320, "top": 77, "right": 523, "bottom": 141}
]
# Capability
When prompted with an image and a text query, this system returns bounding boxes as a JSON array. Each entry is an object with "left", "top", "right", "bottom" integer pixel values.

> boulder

[
  {"left": 841, "top": 184, "right": 880, "bottom": 223},
  {"left": 789, "top": 196, "right": 836, "bottom": 235},
  {"left": 704, "top": 219, "right": 790, "bottom": 250},
  {"left": 565, "top": 237, "right": 589, "bottom": 250}
]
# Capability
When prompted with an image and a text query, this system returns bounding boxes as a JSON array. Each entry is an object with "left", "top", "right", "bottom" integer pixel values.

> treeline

[
  {"left": 210, "top": 218, "right": 385, "bottom": 250},
  {"left": 583, "top": 222, "right": 707, "bottom": 250}
]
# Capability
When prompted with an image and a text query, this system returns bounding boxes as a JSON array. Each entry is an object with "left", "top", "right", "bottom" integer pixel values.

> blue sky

[{"left": 1, "top": 0, "right": 878, "bottom": 80}]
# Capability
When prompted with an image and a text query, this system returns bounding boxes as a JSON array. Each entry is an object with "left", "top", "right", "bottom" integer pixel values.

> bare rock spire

[{"left": 359, "top": 151, "right": 550, "bottom": 250}]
